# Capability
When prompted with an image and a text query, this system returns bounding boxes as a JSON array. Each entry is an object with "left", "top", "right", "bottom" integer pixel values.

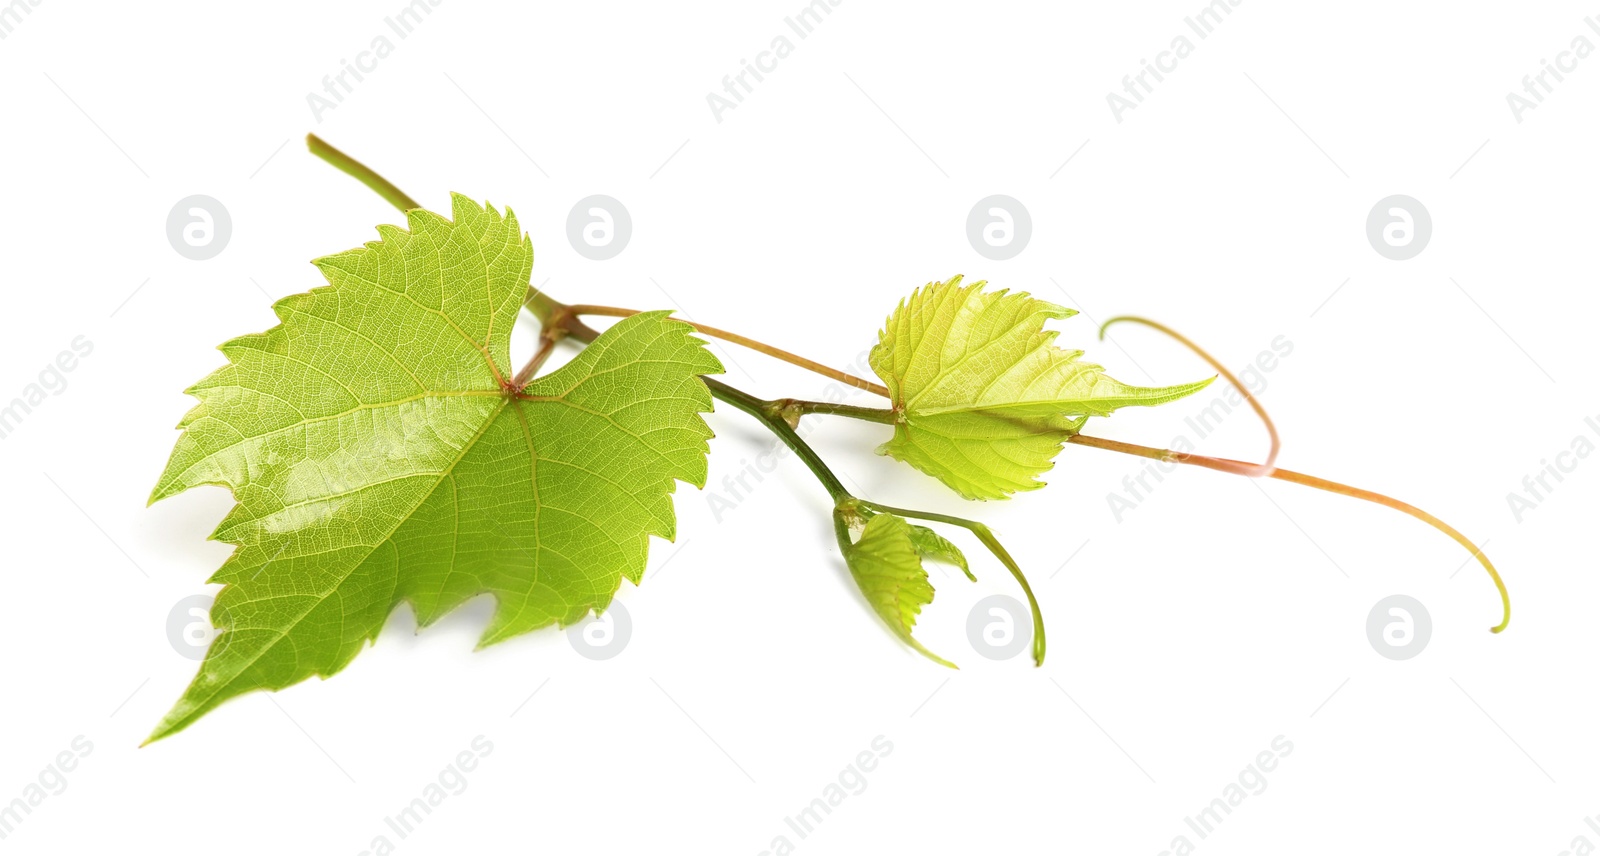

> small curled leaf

[
  {"left": 908, "top": 523, "right": 975, "bottom": 582},
  {"left": 840, "top": 512, "right": 961, "bottom": 668}
]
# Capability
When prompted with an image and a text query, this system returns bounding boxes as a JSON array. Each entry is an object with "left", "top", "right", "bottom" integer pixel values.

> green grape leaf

[
  {"left": 908, "top": 524, "right": 974, "bottom": 582},
  {"left": 868, "top": 275, "right": 1212, "bottom": 500},
  {"left": 842, "top": 513, "right": 963, "bottom": 668},
  {"left": 146, "top": 195, "right": 721, "bottom": 742}
]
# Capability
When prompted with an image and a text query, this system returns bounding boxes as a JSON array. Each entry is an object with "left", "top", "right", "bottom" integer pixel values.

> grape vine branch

[{"left": 305, "top": 133, "right": 1509, "bottom": 642}]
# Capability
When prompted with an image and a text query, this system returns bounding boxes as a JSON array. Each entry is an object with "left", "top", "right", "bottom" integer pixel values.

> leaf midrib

[
  {"left": 165, "top": 392, "right": 515, "bottom": 734},
  {"left": 156, "top": 389, "right": 508, "bottom": 498}
]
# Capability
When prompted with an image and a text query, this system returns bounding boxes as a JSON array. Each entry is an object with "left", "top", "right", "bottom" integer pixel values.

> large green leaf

[
  {"left": 869, "top": 276, "right": 1211, "bottom": 499},
  {"left": 147, "top": 195, "right": 720, "bottom": 741}
]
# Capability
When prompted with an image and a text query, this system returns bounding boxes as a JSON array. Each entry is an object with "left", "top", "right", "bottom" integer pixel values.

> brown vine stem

[
  {"left": 1066, "top": 433, "right": 1510, "bottom": 633},
  {"left": 567, "top": 304, "right": 890, "bottom": 397},
  {"left": 1100, "top": 315, "right": 1281, "bottom": 477},
  {"left": 1075, "top": 320, "right": 1506, "bottom": 632},
  {"left": 511, "top": 330, "right": 560, "bottom": 390},
  {"left": 544, "top": 288, "right": 1511, "bottom": 633}
]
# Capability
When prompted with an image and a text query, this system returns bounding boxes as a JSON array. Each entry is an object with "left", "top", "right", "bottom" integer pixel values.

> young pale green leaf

[
  {"left": 868, "top": 276, "right": 1213, "bottom": 499},
  {"left": 908, "top": 523, "right": 974, "bottom": 581},
  {"left": 146, "top": 195, "right": 721, "bottom": 742},
  {"left": 842, "top": 513, "right": 963, "bottom": 668}
]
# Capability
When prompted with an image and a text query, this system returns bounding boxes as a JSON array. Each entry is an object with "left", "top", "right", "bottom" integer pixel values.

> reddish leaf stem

[
  {"left": 1100, "top": 315, "right": 1281, "bottom": 476},
  {"left": 1065, "top": 433, "right": 1510, "bottom": 633},
  {"left": 568, "top": 304, "right": 890, "bottom": 397}
]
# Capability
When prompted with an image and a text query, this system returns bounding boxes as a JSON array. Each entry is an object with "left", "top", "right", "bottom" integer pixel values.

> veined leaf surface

[
  {"left": 148, "top": 195, "right": 720, "bottom": 741},
  {"left": 869, "top": 276, "right": 1211, "bottom": 499}
]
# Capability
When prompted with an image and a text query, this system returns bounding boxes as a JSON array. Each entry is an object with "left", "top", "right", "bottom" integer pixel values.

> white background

[{"left": 0, "top": 1, "right": 1596, "bottom": 853}]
